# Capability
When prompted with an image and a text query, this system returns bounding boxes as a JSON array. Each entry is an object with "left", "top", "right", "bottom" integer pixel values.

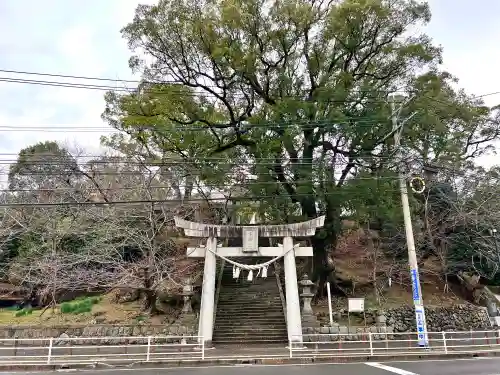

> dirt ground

[{"left": 0, "top": 293, "right": 180, "bottom": 326}]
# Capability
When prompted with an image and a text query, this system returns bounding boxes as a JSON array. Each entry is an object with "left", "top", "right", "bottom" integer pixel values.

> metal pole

[
  {"left": 391, "top": 99, "right": 428, "bottom": 347},
  {"left": 326, "top": 281, "right": 333, "bottom": 327}
]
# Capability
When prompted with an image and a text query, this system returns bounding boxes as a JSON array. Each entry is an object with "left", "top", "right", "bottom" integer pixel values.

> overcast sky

[{"left": 0, "top": 0, "right": 498, "bottom": 168}]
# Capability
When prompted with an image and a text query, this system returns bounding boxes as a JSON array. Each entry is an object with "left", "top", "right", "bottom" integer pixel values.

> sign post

[{"left": 347, "top": 298, "right": 366, "bottom": 328}]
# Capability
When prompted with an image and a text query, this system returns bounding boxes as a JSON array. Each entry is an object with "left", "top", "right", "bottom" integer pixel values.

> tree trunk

[
  {"left": 142, "top": 267, "right": 159, "bottom": 315},
  {"left": 311, "top": 235, "right": 347, "bottom": 299},
  {"left": 143, "top": 289, "right": 160, "bottom": 315}
]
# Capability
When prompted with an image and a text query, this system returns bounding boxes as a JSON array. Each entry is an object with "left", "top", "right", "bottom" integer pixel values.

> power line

[
  {"left": 0, "top": 117, "right": 394, "bottom": 132},
  {"left": 0, "top": 69, "right": 149, "bottom": 85},
  {"left": 2, "top": 70, "right": 500, "bottom": 102},
  {"left": 0, "top": 189, "right": 403, "bottom": 208},
  {"left": 0, "top": 157, "right": 406, "bottom": 166},
  {"left": 0, "top": 153, "right": 416, "bottom": 164},
  {"left": 0, "top": 170, "right": 405, "bottom": 178},
  {"left": 0, "top": 177, "right": 402, "bottom": 193},
  {"left": 0, "top": 68, "right": 410, "bottom": 94},
  {"left": 0, "top": 156, "right": 409, "bottom": 162},
  {"left": 0, "top": 76, "right": 397, "bottom": 103},
  {"left": 2, "top": 68, "right": 500, "bottom": 100}
]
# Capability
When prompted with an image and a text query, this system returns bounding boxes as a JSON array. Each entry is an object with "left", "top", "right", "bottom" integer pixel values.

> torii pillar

[{"left": 174, "top": 216, "right": 325, "bottom": 346}]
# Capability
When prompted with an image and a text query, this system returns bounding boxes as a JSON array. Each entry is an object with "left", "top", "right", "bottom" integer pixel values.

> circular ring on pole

[{"left": 409, "top": 176, "right": 426, "bottom": 194}]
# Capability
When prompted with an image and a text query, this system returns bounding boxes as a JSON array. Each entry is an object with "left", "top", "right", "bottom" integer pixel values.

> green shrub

[
  {"left": 60, "top": 296, "right": 101, "bottom": 315},
  {"left": 71, "top": 303, "right": 92, "bottom": 314},
  {"left": 14, "top": 308, "right": 33, "bottom": 317},
  {"left": 60, "top": 302, "right": 74, "bottom": 314}
]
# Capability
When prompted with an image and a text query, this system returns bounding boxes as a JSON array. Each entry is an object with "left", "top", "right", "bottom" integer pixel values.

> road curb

[{"left": 0, "top": 352, "right": 499, "bottom": 372}]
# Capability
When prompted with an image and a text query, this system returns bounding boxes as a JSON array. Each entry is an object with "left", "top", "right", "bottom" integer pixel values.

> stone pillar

[
  {"left": 283, "top": 236, "right": 303, "bottom": 344},
  {"left": 299, "top": 274, "right": 317, "bottom": 328},
  {"left": 198, "top": 236, "right": 217, "bottom": 346}
]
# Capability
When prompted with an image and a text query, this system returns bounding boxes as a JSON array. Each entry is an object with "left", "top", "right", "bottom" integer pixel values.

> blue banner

[{"left": 410, "top": 269, "right": 420, "bottom": 301}]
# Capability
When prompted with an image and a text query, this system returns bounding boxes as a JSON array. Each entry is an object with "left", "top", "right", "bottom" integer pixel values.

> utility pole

[{"left": 391, "top": 99, "right": 429, "bottom": 347}]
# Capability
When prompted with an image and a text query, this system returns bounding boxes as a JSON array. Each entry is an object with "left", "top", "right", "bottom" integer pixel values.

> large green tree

[{"left": 105, "top": 0, "right": 500, "bottom": 293}]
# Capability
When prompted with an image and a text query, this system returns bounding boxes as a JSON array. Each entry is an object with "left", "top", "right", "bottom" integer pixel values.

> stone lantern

[
  {"left": 182, "top": 278, "right": 194, "bottom": 314},
  {"left": 299, "top": 274, "right": 316, "bottom": 327}
]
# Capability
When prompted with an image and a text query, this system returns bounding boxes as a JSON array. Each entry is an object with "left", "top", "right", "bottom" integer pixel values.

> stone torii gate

[{"left": 174, "top": 216, "right": 325, "bottom": 346}]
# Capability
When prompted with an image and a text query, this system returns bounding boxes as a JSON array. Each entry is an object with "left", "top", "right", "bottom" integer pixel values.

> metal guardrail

[
  {"left": 289, "top": 330, "right": 500, "bottom": 358},
  {"left": 0, "top": 335, "right": 204, "bottom": 364},
  {"left": 1, "top": 330, "right": 500, "bottom": 365}
]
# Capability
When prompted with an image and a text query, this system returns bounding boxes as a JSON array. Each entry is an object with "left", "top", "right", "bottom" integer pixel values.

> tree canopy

[{"left": 99, "top": 0, "right": 500, "bottom": 292}]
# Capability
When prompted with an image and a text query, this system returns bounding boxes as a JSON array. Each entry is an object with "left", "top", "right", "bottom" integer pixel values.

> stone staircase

[{"left": 213, "top": 258, "right": 288, "bottom": 344}]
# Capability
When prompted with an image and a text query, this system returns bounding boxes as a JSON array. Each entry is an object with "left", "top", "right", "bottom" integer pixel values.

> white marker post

[{"left": 326, "top": 281, "right": 333, "bottom": 327}]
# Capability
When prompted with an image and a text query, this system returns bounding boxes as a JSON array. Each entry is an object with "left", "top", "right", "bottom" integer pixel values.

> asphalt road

[{"left": 4, "top": 358, "right": 500, "bottom": 375}]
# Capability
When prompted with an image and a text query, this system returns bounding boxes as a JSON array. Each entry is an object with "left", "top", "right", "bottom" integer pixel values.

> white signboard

[
  {"left": 242, "top": 227, "right": 259, "bottom": 252},
  {"left": 348, "top": 298, "right": 365, "bottom": 312},
  {"left": 415, "top": 304, "right": 429, "bottom": 346}
]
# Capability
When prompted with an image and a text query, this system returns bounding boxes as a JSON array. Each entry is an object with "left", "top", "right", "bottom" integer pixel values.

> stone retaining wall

[
  {"left": 309, "top": 304, "right": 491, "bottom": 337},
  {"left": 385, "top": 304, "right": 490, "bottom": 332},
  {"left": 0, "top": 323, "right": 196, "bottom": 341},
  {"left": 303, "top": 325, "right": 392, "bottom": 342}
]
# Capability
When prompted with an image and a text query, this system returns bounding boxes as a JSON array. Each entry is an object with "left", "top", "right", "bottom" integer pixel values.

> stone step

[
  {"left": 213, "top": 332, "right": 287, "bottom": 338},
  {"left": 216, "top": 311, "right": 285, "bottom": 322},
  {"left": 216, "top": 308, "right": 283, "bottom": 314},
  {"left": 219, "top": 290, "right": 281, "bottom": 295},
  {"left": 214, "top": 328, "right": 287, "bottom": 334},
  {"left": 216, "top": 302, "right": 283, "bottom": 307},
  {"left": 217, "top": 303, "right": 282, "bottom": 308},
  {"left": 217, "top": 307, "right": 283, "bottom": 312},
  {"left": 219, "top": 296, "right": 279, "bottom": 300},
  {"left": 217, "top": 299, "right": 282, "bottom": 305},
  {"left": 213, "top": 336, "right": 287, "bottom": 342},
  {"left": 215, "top": 315, "right": 285, "bottom": 326},
  {"left": 218, "top": 285, "right": 279, "bottom": 289},
  {"left": 217, "top": 301, "right": 282, "bottom": 306},
  {"left": 219, "top": 283, "right": 279, "bottom": 288},
  {"left": 218, "top": 294, "right": 281, "bottom": 299},
  {"left": 217, "top": 310, "right": 283, "bottom": 316},
  {"left": 218, "top": 292, "right": 281, "bottom": 296},
  {"left": 212, "top": 337, "right": 287, "bottom": 344},
  {"left": 213, "top": 339, "right": 286, "bottom": 344},
  {"left": 219, "top": 299, "right": 281, "bottom": 302},
  {"left": 220, "top": 281, "right": 278, "bottom": 284},
  {"left": 218, "top": 289, "right": 280, "bottom": 294},
  {"left": 215, "top": 319, "right": 286, "bottom": 324},
  {"left": 214, "top": 324, "right": 287, "bottom": 329},
  {"left": 217, "top": 299, "right": 282, "bottom": 303},
  {"left": 219, "top": 283, "right": 279, "bottom": 287},
  {"left": 216, "top": 308, "right": 284, "bottom": 313},
  {"left": 214, "top": 328, "right": 286, "bottom": 333},
  {"left": 214, "top": 326, "right": 287, "bottom": 336},
  {"left": 213, "top": 332, "right": 287, "bottom": 341},
  {"left": 216, "top": 317, "right": 285, "bottom": 323}
]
